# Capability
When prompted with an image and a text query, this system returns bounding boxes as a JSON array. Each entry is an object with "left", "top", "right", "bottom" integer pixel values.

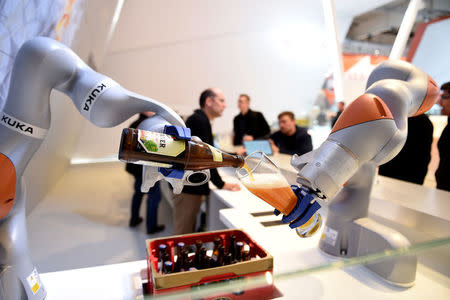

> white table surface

[
  {"left": 40, "top": 260, "right": 147, "bottom": 300},
  {"left": 218, "top": 206, "right": 450, "bottom": 299},
  {"left": 210, "top": 155, "right": 450, "bottom": 299}
]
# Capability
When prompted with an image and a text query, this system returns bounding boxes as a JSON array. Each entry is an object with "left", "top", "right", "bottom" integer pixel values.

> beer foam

[{"left": 241, "top": 173, "right": 290, "bottom": 188}]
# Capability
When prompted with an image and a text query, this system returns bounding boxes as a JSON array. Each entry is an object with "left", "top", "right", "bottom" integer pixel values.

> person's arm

[
  {"left": 269, "top": 139, "right": 280, "bottom": 154},
  {"left": 210, "top": 168, "right": 225, "bottom": 189},
  {"left": 269, "top": 132, "right": 280, "bottom": 154},
  {"left": 210, "top": 168, "right": 240, "bottom": 191}
]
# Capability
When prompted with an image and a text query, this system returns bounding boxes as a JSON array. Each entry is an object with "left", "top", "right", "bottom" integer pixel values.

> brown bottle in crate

[
  {"left": 119, "top": 128, "right": 244, "bottom": 170},
  {"left": 163, "top": 261, "right": 173, "bottom": 274},
  {"left": 176, "top": 242, "right": 185, "bottom": 256},
  {"left": 235, "top": 242, "right": 244, "bottom": 262},
  {"left": 181, "top": 250, "right": 189, "bottom": 272},
  {"left": 173, "top": 259, "right": 180, "bottom": 273},
  {"left": 173, "top": 242, "right": 185, "bottom": 272},
  {"left": 224, "top": 253, "right": 233, "bottom": 265},
  {"left": 199, "top": 247, "right": 207, "bottom": 269},
  {"left": 157, "top": 244, "right": 167, "bottom": 273},
  {"left": 206, "top": 256, "right": 214, "bottom": 269},
  {"left": 242, "top": 249, "right": 250, "bottom": 261},
  {"left": 194, "top": 240, "right": 203, "bottom": 268},
  {"left": 228, "top": 235, "right": 236, "bottom": 260},
  {"left": 163, "top": 253, "right": 171, "bottom": 270},
  {"left": 216, "top": 245, "right": 225, "bottom": 267},
  {"left": 212, "top": 237, "right": 221, "bottom": 261}
]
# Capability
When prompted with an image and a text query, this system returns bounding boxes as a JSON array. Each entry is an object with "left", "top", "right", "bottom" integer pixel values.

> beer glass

[{"left": 236, "top": 151, "right": 322, "bottom": 238}]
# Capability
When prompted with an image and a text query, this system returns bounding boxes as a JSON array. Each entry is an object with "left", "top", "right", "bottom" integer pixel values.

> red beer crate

[{"left": 145, "top": 229, "right": 279, "bottom": 299}]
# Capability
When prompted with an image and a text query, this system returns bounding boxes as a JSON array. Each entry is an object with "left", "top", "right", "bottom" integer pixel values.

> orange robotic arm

[{"left": 293, "top": 61, "right": 439, "bottom": 201}]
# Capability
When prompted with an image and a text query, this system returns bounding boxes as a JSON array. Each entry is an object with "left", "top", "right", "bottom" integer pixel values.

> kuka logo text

[
  {"left": 83, "top": 83, "right": 107, "bottom": 111},
  {"left": 1, "top": 114, "right": 34, "bottom": 135}
]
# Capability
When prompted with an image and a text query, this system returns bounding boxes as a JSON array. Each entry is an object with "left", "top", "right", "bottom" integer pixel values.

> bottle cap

[{"left": 164, "top": 261, "right": 173, "bottom": 267}]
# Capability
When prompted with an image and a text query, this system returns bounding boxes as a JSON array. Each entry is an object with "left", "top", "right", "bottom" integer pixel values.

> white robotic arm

[
  {"left": 292, "top": 60, "right": 439, "bottom": 201},
  {"left": 288, "top": 60, "right": 439, "bottom": 286},
  {"left": 0, "top": 37, "right": 190, "bottom": 300}
]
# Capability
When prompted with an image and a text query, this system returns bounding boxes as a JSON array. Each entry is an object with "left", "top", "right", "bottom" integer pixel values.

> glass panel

[{"left": 144, "top": 236, "right": 450, "bottom": 299}]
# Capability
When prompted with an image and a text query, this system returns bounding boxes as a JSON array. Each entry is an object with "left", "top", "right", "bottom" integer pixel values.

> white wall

[
  {"left": 0, "top": 0, "right": 122, "bottom": 213},
  {"left": 72, "top": 0, "right": 393, "bottom": 160}
]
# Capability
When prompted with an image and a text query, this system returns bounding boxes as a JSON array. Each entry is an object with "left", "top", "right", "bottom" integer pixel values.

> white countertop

[
  {"left": 218, "top": 206, "right": 450, "bottom": 299},
  {"left": 371, "top": 175, "right": 450, "bottom": 221},
  {"left": 40, "top": 260, "right": 147, "bottom": 300}
]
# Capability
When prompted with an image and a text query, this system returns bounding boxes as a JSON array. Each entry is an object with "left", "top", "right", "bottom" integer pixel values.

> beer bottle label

[
  {"left": 138, "top": 130, "right": 185, "bottom": 157},
  {"left": 207, "top": 145, "right": 223, "bottom": 162}
]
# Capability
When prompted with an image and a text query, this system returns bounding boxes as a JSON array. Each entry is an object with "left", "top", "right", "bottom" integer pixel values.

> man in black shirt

[
  {"left": 379, "top": 114, "right": 433, "bottom": 185},
  {"left": 270, "top": 111, "right": 313, "bottom": 156},
  {"left": 233, "top": 94, "right": 270, "bottom": 145},
  {"left": 173, "top": 88, "right": 240, "bottom": 234},
  {"left": 331, "top": 101, "right": 345, "bottom": 128},
  {"left": 436, "top": 82, "right": 450, "bottom": 191}
]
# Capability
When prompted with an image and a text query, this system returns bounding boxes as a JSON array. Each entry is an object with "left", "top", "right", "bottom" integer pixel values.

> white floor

[{"left": 27, "top": 162, "right": 174, "bottom": 273}]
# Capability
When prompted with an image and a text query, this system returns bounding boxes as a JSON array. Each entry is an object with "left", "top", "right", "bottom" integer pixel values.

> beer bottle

[
  {"left": 174, "top": 258, "right": 180, "bottom": 273},
  {"left": 224, "top": 253, "right": 233, "bottom": 265},
  {"left": 194, "top": 240, "right": 202, "bottom": 268},
  {"left": 199, "top": 247, "right": 207, "bottom": 269},
  {"left": 181, "top": 250, "right": 189, "bottom": 272},
  {"left": 235, "top": 242, "right": 244, "bottom": 262},
  {"left": 163, "top": 261, "right": 173, "bottom": 274},
  {"left": 163, "top": 253, "right": 171, "bottom": 267},
  {"left": 157, "top": 244, "right": 167, "bottom": 273},
  {"left": 173, "top": 242, "right": 184, "bottom": 272},
  {"left": 216, "top": 245, "right": 225, "bottom": 267},
  {"left": 119, "top": 128, "right": 244, "bottom": 170},
  {"left": 242, "top": 249, "right": 250, "bottom": 261},
  {"left": 228, "top": 235, "right": 236, "bottom": 261},
  {"left": 176, "top": 242, "right": 185, "bottom": 256},
  {"left": 206, "top": 256, "right": 214, "bottom": 269},
  {"left": 211, "top": 237, "right": 221, "bottom": 261}
]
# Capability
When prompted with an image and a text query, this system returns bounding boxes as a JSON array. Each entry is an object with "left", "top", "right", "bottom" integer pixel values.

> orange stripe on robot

[
  {"left": 413, "top": 76, "right": 440, "bottom": 116},
  {"left": 0, "top": 153, "right": 16, "bottom": 219},
  {"left": 331, "top": 93, "right": 394, "bottom": 134}
]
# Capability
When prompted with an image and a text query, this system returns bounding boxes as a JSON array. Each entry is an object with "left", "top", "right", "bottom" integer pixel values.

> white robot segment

[
  {"left": 291, "top": 60, "right": 439, "bottom": 286},
  {"left": 0, "top": 37, "right": 190, "bottom": 300}
]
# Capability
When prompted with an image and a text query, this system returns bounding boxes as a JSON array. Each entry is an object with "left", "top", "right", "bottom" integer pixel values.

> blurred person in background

[
  {"left": 173, "top": 88, "right": 240, "bottom": 235},
  {"left": 436, "top": 82, "right": 450, "bottom": 191},
  {"left": 378, "top": 114, "right": 433, "bottom": 185},
  {"left": 233, "top": 94, "right": 270, "bottom": 145},
  {"left": 270, "top": 111, "right": 312, "bottom": 156},
  {"left": 314, "top": 75, "right": 335, "bottom": 126},
  {"left": 126, "top": 112, "right": 165, "bottom": 234},
  {"left": 331, "top": 101, "right": 345, "bottom": 128}
]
